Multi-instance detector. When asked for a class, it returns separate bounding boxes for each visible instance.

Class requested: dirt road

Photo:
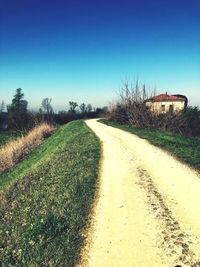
[81,119,200,267]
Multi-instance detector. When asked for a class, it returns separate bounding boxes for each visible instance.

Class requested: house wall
[146,100,185,114]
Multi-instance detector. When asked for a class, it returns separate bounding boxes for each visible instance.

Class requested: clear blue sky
[0,0,200,111]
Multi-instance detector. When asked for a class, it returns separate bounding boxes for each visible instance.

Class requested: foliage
[79,103,87,114]
[86,104,92,113]
[180,106,200,136]
[0,132,21,147]
[99,119,200,170]
[0,120,101,266]
[68,101,78,113]
[107,81,200,137]
[7,88,28,131]
[3,88,107,130]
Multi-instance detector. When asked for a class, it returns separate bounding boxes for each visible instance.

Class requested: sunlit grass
[0,120,100,267]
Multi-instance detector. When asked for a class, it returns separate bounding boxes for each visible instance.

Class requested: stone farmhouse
[145,93,188,114]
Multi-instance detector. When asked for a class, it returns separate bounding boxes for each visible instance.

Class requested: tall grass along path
[0,123,55,175]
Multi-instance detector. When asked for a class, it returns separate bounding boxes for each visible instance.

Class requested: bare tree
[41,98,54,122]
[69,101,78,113]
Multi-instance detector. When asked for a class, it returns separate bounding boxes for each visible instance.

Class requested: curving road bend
[80,119,200,267]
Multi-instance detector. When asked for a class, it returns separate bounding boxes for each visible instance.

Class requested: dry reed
[0,123,55,174]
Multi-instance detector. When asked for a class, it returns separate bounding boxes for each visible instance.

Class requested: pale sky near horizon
[0,0,200,111]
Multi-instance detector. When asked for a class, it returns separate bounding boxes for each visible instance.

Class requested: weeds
[0,123,55,174]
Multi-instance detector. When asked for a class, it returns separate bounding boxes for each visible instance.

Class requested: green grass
[0,120,101,267]
[99,119,200,170]
[0,132,21,147]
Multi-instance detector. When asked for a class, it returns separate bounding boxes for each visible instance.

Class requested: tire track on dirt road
[136,168,200,267]
[78,119,200,267]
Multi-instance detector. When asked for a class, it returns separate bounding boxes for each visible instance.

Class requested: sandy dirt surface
[79,119,200,267]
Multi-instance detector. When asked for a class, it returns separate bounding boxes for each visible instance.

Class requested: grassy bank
[0,120,101,267]
[99,119,200,170]
[0,123,55,175]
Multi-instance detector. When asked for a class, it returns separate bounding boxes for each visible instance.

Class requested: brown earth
[78,119,200,267]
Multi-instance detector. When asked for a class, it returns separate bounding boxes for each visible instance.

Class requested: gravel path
[80,119,200,267]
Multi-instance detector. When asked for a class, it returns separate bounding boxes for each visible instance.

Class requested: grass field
[99,119,200,170]
[0,120,101,267]
[0,132,21,147]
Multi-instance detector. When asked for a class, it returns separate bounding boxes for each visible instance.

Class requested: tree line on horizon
[0,88,107,131]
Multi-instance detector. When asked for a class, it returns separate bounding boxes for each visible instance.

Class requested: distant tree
[7,88,28,130]
[41,98,53,114]
[39,108,43,114]
[86,104,92,113]
[102,106,108,113]
[68,101,78,113]
[41,98,54,122]
[79,103,87,114]
[0,101,6,113]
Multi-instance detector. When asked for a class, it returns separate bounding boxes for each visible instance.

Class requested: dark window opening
[161,105,165,112]
[169,104,174,113]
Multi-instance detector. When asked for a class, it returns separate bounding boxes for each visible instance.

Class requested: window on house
[169,104,174,113]
[161,105,165,112]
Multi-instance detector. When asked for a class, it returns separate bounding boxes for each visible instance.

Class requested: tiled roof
[147,93,185,102]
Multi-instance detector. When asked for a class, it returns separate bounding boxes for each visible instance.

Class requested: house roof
[146,93,185,102]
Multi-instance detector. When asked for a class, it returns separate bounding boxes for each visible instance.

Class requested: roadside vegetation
[107,80,200,137]
[99,119,200,170]
[0,123,55,175]
[0,120,100,266]
[102,80,200,170]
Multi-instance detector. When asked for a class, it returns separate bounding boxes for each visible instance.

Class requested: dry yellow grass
[0,123,55,174]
